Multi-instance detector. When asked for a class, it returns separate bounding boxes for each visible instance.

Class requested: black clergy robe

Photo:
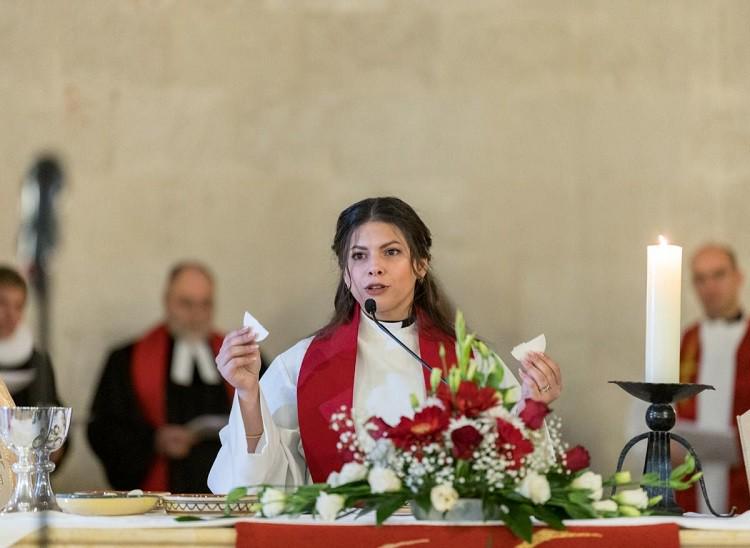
[87,334,266,493]
[0,349,62,407]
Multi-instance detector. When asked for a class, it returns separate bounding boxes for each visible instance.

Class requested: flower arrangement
[229,313,701,541]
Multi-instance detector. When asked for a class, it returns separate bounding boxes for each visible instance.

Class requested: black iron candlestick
[609,381,735,517]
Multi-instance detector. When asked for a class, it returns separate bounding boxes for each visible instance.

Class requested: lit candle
[645,236,682,383]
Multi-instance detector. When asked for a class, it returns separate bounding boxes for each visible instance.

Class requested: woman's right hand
[216,327,262,398]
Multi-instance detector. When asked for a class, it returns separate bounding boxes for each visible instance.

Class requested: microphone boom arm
[364,299,448,385]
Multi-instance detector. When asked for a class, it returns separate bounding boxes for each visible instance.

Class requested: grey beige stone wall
[0,0,748,491]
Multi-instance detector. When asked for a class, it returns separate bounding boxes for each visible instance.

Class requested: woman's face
[0,285,25,340]
[344,221,427,322]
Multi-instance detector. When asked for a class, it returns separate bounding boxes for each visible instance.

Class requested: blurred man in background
[88,262,264,493]
[677,244,750,513]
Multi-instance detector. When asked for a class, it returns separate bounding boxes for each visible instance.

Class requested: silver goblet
[33,407,72,511]
[0,406,72,513]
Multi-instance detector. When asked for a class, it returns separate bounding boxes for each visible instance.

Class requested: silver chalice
[0,406,72,512]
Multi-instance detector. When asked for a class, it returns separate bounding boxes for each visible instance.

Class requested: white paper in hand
[243,311,269,342]
[511,334,546,362]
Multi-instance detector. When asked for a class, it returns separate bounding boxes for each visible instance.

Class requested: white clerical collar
[170,338,221,387]
[703,312,747,329]
[0,324,34,368]
[361,311,416,332]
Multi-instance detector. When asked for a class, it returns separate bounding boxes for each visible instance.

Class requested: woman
[0,266,63,408]
[208,197,562,492]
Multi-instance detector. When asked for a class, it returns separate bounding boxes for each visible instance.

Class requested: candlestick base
[609,381,735,517]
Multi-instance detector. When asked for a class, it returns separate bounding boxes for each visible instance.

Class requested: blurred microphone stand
[17,153,64,548]
[18,155,63,362]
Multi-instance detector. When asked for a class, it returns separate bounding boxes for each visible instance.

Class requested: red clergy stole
[130,324,229,491]
[297,305,457,483]
[676,320,750,513]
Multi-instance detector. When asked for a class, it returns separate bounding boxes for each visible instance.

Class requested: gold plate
[57,492,160,516]
[162,493,257,515]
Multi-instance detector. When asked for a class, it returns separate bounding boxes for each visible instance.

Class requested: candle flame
[658,235,668,245]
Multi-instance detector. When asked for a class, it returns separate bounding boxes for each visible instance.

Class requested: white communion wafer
[243,311,270,342]
[510,334,546,362]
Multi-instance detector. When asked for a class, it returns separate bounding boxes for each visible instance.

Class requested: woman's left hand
[519,351,562,404]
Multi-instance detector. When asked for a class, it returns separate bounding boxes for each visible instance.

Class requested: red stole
[676,320,750,513]
[297,305,457,483]
[130,324,230,491]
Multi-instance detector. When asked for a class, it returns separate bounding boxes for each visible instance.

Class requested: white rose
[430,484,459,512]
[368,466,402,494]
[614,488,649,510]
[326,471,341,487]
[260,488,286,517]
[315,491,345,521]
[515,471,551,505]
[592,499,618,513]
[338,462,368,485]
[571,471,603,501]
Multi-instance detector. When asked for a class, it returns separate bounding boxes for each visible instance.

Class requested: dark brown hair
[0,265,28,296]
[318,197,454,337]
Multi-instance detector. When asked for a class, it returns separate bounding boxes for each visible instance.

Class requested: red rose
[386,406,449,450]
[453,381,499,418]
[496,418,534,469]
[564,445,591,472]
[451,424,483,460]
[519,399,551,430]
[365,416,390,441]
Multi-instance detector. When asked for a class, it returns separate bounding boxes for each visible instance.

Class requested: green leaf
[430,367,442,393]
[410,393,420,409]
[355,506,374,520]
[639,472,660,486]
[670,454,695,481]
[568,491,592,505]
[491,353,507,385]
[547,498,596,520]
[481,497,501,520]
[531,506,565,530]
[375,495,408,524]
[477,341,490,359]
[414,491,431,512]
[227,486,248,505]
[455,459,470,479]
[563,503,597,520]
[688,471,703,484]
[174,515,204,522]
[449,367,461,393]
[455,311,466,345]
[486,371,501,390]
[502,505,533,542]
[460,335,476,372]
